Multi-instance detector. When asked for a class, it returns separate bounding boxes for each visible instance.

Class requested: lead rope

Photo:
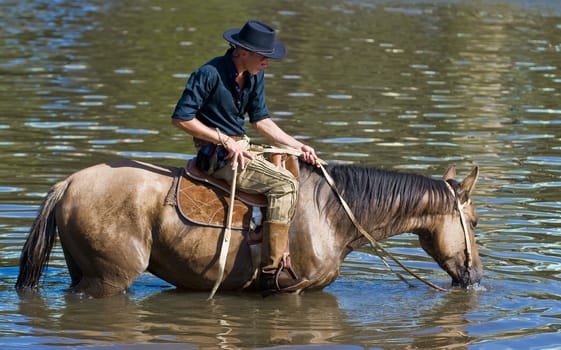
[208,165,238,300]
[318,164,452,292]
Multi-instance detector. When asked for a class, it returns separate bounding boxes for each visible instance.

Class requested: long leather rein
[247,145,473,292]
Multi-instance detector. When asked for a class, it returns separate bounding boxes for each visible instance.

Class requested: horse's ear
[458,166,479,202]
[443,165,456,181]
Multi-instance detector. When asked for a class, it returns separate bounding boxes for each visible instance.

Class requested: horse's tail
[15,180,69,293]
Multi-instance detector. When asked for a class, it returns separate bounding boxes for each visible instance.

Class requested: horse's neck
[300,165,447,249]
[289,167,442,287]
[341,215,420,252]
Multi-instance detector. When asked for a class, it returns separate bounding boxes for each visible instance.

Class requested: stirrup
[263,260,308,293]
[273,260,297,288]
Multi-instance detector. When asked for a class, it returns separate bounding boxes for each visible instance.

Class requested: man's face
[244,50,269,75]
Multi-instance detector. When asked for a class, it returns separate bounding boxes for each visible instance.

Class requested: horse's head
[417,166,482,288]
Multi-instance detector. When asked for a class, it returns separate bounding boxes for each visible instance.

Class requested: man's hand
[300,144,319,166]
[223,138,254,170]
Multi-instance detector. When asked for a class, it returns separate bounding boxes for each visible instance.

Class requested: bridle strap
[444,181,473,273]
[319,164,452,292]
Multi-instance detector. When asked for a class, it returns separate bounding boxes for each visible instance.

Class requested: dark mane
[315,164,456,236]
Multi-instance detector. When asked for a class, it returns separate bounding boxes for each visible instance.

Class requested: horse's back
[72,158,176,186]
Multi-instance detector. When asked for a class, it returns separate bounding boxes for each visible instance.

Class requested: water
[1,0,561,348]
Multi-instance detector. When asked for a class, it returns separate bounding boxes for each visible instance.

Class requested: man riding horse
[171,20,319,293]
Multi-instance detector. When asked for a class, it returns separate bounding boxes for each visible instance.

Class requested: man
[171,20,319,293]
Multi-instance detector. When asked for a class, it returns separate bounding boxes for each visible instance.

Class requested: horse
[15,158,482,298]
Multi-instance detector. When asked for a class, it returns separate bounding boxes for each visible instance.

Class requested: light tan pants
[211,138,298,224]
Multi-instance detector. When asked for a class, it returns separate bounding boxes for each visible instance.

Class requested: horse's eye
[471,220,478,228]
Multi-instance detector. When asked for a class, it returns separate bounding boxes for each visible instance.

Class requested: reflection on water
[1,0,561,349]
[9,276,483,349]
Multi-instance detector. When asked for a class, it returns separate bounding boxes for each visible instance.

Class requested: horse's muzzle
[444,258,482,288]
[451,265,482,288]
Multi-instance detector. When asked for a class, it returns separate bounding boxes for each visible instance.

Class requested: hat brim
[223,28,286,59]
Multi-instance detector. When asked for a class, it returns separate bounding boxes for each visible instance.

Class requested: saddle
[174,154,299,233]
[176,160,265,231]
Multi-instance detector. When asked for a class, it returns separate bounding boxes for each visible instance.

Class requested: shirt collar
[225,50,253,91]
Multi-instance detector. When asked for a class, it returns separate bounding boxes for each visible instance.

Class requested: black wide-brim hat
[223,20,286,59]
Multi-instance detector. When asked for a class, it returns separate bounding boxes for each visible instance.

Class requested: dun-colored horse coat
[16,158,482,297]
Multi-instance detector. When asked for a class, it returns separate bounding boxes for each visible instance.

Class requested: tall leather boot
[258,221,308,293]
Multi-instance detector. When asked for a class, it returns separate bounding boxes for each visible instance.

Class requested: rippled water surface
[1,0,561,349]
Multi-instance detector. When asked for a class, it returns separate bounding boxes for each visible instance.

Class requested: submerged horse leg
[57,217,152,297]
[60,243,82,289]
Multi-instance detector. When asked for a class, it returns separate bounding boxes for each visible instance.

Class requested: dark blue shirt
[171,50,270,136]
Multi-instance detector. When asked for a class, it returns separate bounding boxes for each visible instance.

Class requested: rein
[444,180,473,273]
[223,144,473,292]
[319,164,472,292]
